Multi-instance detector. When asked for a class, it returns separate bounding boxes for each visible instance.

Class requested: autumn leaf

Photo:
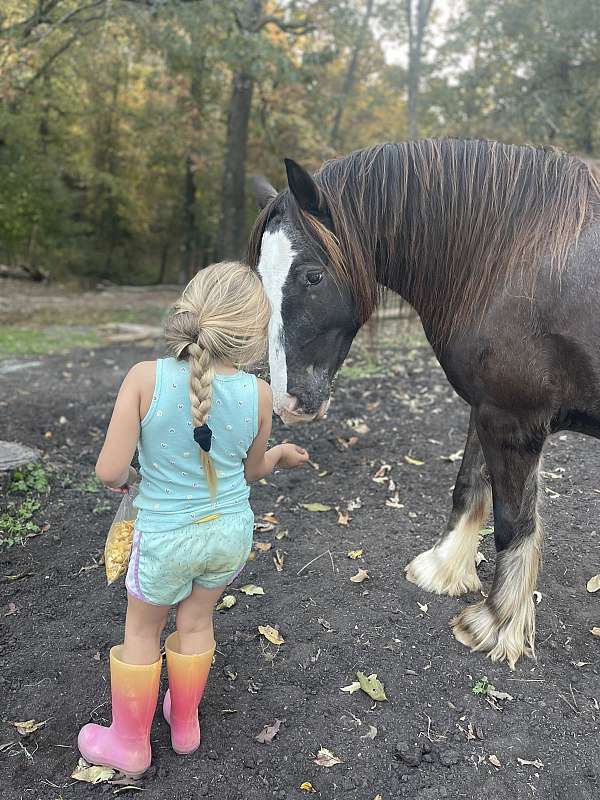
[314,747,343,767]
[517,757,544,768]
[441,449,463,463]
[417,602,428,614]
[591,627,600,637]
[300,782,316,792]
[255,718,284,744]
[350,568,369,583]
[372,464,391,483]
[347,549,363,559]
[275,528,288,540]
[302,503,332,512]
[71,758,115,784]
[356,671,387,701]
[216,594,236,611]
[488,754,501,768]
[240,584,265,596]
[262,513,279,524]
[337,509,351,526]
[586,575,600,593]
[273,549,285,572]
[340,681,361,694]
[258,625,285,645]
[254,541,272,552]
[404,454,424,466]
[8,719,47,737]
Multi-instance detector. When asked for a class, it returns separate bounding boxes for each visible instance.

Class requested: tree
[404,0,434,139]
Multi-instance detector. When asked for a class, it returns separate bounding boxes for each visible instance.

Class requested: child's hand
[108,466,138,494]
[277,443,310,469]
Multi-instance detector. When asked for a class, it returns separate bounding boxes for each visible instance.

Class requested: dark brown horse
[248,139,600,669]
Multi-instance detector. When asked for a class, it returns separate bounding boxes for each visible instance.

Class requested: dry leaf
[350,568,369,583]
[254,541,272,552]
[258,625,285,646]
[488,754,501,768]
[240,584,265,596]
[262,513,279,524]
[275,529,288,540]
[302,503,332,512]
[273,549,285,572]
[357,671,387,701]
[404,454,424,466]
[314,747,343,767]
[361,725,378,740]
[347,497,362,511]
[386,494,404,509]
[254,520,275,532]
[337,509,351,526]
[372,464,391,483]
[340,681,361,694]
[8,719,48,737]
[586,575,600,593]
[255,718,284,744]
[517,757,544,768]
[591,627,600,637]
[441,449,464,463]
[299,782,316,792]
[71,758,115,784]
[337,436,358,449]
[216,594,237,611]
[347,549,363,559]
[417,602,428,614]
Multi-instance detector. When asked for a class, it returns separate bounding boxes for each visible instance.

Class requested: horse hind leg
[452,414,543,669]
[405,411,491,596]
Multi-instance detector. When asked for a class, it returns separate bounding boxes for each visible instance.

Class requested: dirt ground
[1,316,599,800]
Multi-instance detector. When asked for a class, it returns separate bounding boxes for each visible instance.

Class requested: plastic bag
[104,487,137,585]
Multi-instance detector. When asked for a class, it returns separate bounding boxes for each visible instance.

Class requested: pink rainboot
[78,646,162,777]
[162,632,214,754]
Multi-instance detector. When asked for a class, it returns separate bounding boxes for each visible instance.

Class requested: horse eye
[306,270,323,286]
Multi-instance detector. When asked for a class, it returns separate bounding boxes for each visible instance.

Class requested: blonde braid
[187,340,218,498]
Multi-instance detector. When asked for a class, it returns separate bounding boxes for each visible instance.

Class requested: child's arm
[244,379,309,482]
[95,364,146,490]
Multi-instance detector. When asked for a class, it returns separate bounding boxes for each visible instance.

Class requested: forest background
[1,0,599,286]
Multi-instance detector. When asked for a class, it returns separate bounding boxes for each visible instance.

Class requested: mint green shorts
[125,507,254,606]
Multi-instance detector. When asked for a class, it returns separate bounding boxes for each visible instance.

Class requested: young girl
[78,262,309,777]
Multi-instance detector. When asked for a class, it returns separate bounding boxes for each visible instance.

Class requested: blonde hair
[165,261,271,497]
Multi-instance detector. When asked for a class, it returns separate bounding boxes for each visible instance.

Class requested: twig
[297,550,332,576]
[558,693,580,715]
[328,549,335,574]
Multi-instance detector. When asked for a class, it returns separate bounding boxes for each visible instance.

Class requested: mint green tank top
[134,358,258,533]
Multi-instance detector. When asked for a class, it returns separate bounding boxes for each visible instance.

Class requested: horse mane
[248,139,600,342]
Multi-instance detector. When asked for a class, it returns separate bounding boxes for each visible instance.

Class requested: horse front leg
[405,409,491,596]
[452,410,544,669]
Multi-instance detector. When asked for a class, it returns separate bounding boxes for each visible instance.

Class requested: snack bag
[104,487,137,585]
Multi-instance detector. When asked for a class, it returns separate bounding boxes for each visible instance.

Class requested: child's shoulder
[256,378,273,403]
[124,360,157,393]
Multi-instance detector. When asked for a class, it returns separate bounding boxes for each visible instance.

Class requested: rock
[439,748,460,767]
[396,741,423,767]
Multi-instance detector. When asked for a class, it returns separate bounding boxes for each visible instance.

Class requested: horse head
[249,160,359,426]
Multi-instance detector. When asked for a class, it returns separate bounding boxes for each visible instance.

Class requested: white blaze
[256,229,296,415]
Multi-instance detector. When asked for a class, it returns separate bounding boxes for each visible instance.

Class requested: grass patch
[0,326,99,358]
[0,499,41,548]
[9,462,49,494]
[77,474,103,494]
[340,360,388,380]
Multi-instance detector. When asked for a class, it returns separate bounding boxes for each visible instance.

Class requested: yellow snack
[104,519,135,584]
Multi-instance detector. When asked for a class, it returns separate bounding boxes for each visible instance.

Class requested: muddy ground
[1,322,599,800]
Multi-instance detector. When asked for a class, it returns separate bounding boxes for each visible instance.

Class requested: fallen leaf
[586,575,600,593]
[262,513,279,524]
[545,486,560,498]
[385,494,404,509]
[258,625,285,646]
[347,497,362,511]
[533,590,543,604]
[591,627,600,637]
[336,436,358,449]
[71,758,115,784]
[441,449,464,463]
[340,681,361,694]
[112,786,144,796]
[299,782,316,792]
[372,464,391,483]
[517,757,544,769]
[273,549,285,572]
[216,594,237,611]
[488,754,502,768]
[314,747,343,767]
[318,617,333,632]
[254,541,272,552]
[337,509,351,526]
[417,602,428,614]
[301,503,332,512]
[404,454,424,466]
[93,651,101,661]
[8,719,48,737]
[356,671,387,701]
[487,688,513,702]
[275,529,288,540]
[361,725,378,740]
[254,520,275,532]
[350,568,369,583]
[240,584,265,596]
[255,718,284,744]
[347,549,363,559]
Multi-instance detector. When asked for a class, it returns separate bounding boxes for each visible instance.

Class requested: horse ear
[250,175,278,209]
[284,158,326,218]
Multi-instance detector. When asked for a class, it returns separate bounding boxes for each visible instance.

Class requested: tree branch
[252,15,314,34]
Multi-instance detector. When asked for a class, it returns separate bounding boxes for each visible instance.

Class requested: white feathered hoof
[405,544,482,597]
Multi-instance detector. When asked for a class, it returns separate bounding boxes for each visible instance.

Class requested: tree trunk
[180,153,196,285]
[329,0,375,151]
[405,0,434,139]
[217,0,263,261]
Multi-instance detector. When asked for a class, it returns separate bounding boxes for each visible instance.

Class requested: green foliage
[472,676,493,695]
[0,498,41,548]
[78,474,103,494]
[9,462,48,494]
[0,327,99,358]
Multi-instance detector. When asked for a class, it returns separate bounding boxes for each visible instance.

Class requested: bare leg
[122,594,170,665]
[452,408,544,669]
[175,584,227,655]
[405,410,491,595]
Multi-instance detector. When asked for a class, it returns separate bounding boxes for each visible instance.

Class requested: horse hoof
[405,545,482,597]
[451,601,534,670]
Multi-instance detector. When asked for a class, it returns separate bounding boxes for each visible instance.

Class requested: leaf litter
[314,747,343,767]
[255,718,284,744]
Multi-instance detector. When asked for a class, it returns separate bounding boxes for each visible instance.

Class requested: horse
[247,139,600,669]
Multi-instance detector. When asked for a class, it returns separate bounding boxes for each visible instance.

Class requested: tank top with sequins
[133,357,258,533]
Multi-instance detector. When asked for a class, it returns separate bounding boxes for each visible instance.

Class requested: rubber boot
[162,632,215,754]
[78,646,162,777]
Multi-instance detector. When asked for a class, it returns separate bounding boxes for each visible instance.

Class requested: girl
[78,262,309,776]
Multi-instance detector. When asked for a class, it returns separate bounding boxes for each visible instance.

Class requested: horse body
[248,139,600,668]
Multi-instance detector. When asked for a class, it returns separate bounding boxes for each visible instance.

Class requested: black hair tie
[193,424,213,452]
